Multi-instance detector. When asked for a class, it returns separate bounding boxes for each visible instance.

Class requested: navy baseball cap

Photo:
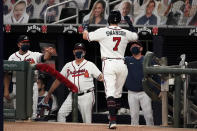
[130,41,142,47]
[17,35,30,43]
[74,43,86,50]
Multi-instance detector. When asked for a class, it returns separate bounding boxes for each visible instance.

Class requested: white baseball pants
[128,90,154,125]
[58,91,95,123]
[32,82,38,119]
[102,59,128,98]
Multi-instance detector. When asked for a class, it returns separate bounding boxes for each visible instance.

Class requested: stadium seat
[59,8,90,24]
[59,8,77,24]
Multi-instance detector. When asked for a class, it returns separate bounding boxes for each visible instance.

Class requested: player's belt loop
[78,87,94,96]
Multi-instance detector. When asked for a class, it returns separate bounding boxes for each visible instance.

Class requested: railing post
[26,64,35,118]
[72,92,78,122]
[174,75,182,128]
[160,58,168,126]
[161,78,169,126]
[15,61,28,120]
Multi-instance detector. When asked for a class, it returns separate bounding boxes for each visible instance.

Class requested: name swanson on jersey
[106,30,126,36]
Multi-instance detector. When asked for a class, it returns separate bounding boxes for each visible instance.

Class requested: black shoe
[109,121,117,129]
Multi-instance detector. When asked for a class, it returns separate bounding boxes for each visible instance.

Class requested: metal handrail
[109,0,122,6]
[143,51,197,75]
[44,0,79,24]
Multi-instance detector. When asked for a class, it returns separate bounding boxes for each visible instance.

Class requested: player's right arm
[4,55,15,100]
[83,28,105,42]
[44,64,68,103]
[44,79,61,103]
[4,72,11,100]
[83,30,89,40]
[127,30,138,42]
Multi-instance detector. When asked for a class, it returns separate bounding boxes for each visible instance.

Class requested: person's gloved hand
[82,23,89,31]
[124,16,133,26]
[124,16,136,32]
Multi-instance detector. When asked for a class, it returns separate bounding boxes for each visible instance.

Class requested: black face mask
[75,51,84,59]
[21,44,30,52]
[131,46,140,55]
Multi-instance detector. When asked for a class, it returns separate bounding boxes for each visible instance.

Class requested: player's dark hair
[108,10,121,25]
[38,73,47,86]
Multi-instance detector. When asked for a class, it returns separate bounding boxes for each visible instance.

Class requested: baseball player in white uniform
[4,35,56,119]
[83,10,138,129]
[45,43,103,123]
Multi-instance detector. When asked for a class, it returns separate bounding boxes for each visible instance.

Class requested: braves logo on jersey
[24,58,36,64]
[67,69,89,78]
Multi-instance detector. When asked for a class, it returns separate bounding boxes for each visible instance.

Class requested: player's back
[89,26,138,59]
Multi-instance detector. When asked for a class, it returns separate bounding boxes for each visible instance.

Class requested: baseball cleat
[109,121,117,129]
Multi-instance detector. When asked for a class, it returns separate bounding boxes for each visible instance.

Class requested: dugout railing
[143,51,197,128]
[3,61,79,122]
[3,61,34,120]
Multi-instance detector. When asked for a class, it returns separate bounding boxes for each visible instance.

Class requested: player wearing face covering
[45,43,103,123]
[124,41,154,126]
[3,35,56,119]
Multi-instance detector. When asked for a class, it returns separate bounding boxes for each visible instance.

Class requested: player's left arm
[127,30,138,42]
[82,23,89,40]
[124,16,137,33]
[97,73,104,82]
[90,62,103,82]
[83,28,105,42]
[83,30,89,40]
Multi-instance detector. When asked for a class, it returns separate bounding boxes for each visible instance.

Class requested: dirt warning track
[4,122,196,131]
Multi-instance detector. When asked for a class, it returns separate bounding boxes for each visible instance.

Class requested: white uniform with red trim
[88,26,138,98]
[6,50,43,118]
[58,59,102,123]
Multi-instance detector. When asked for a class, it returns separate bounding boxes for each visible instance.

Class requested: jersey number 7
[113,37,121,51]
